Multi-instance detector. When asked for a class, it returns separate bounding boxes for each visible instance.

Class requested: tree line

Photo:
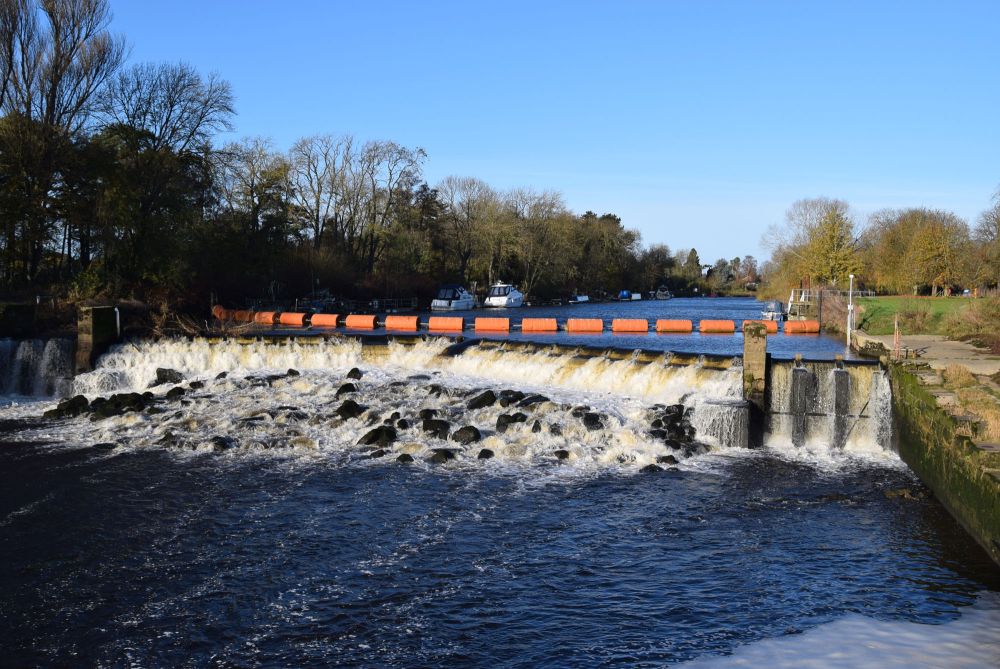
[0,0,761,311]
[762,194,1000,297]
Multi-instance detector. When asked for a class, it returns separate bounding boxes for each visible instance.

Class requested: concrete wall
[890,364,1000,566]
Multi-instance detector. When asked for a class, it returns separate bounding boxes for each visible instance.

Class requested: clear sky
[111,0,1000,262]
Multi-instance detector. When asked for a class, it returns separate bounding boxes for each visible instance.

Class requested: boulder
[467,390,497,410]
[215,371,228,380]
[452,426,482,445]
[428,383,448,397]
[336,383,358,397]
[517,394,549,408]
[210,435,238,451]
[347,367,363,380]
[369,449,386,459]
[496,412,528,433]
[498,389,526,407]
[287,368,301,376]
[657,454,679,465]
[426,448,456,464]
[422,419,451,439]
[357,426,397,448]
[165,387,186,399]
[336,399,366,420]
[554,449,570,460]
[43,394,89,419]
[396,418,411,430]
[582,412,604,431]
[396,453,414,463]
[189,380,205,390]
[152,367,184,386]
[477,448,494,460]
[418,408,438,419]
[531,420,542,433]
[548,423,563,436]
[640,464,664,473]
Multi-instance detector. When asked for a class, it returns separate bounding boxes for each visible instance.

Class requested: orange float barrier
[345,314,376,330]
[612,318,649,333]
[254,311,277,325]
[521,318,557,332]
[428,316,464,331]
[784,320,820,334]
[475,317,510,332]
[232,310,254,323]
[211,305,228,320]
[566,318,604,333]
[656,319,693,333]
[384,315,419,331]
[742,319,778,334]
[310,313,340,327]
[278,312,307,326]
[699,319,736,333]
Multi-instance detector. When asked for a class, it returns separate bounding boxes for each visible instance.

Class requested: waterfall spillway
[767,360,892,452]
[0,338,75,397]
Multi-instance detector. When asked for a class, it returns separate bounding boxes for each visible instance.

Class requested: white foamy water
[681,592,1000,668]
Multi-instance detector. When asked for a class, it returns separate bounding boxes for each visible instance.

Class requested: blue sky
[112,1,1000,262]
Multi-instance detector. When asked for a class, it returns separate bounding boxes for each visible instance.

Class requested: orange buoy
[254,311,277,325]
[475,317,510,332]
[656,319,693,333]
[428,316,464,331]
[345,314,376,330]
[521,318,557,332]
[566,318,604,333]
[211,305,228,320]
[278,312,307,326]
[384,315,419,331]
[612,318,649,333]
[742,319,778,334]
[784,320,820,334]
[232,310,254,322]
[310,313,339,327]
[699,319,736,333]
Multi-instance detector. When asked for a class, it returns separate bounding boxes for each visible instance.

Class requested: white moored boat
[431,285,476,311]
[483,282,524,308]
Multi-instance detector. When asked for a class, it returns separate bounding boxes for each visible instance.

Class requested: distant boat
[568,294,590,304]
[761,301,786,321]
[483,282,524,308]
[630,291,642,301]
[654,286,673,300]
[618,290,632,301]
[431,285,475,311]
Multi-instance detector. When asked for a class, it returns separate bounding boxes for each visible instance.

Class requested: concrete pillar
[76,306,119,373]
[790,366,815,447]
[831,368,851,449]
[743,322,769,448]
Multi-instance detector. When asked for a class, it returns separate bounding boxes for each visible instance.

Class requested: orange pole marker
[784,320,820,334]
[428,316,464,331]
[384,315,419,331]
[699,319,736,333]
[475,317,510,332]
[566,318,604,333]
[742,319,778,334]
[278,312,307,326]
[656,319,693,333]
[521,318,557,332]
[310,313,340,327]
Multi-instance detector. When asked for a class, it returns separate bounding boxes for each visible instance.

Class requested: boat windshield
[436,288,460,300]
[488,285,511,297]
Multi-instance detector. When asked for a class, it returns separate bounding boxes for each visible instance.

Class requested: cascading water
[0,338,75,398]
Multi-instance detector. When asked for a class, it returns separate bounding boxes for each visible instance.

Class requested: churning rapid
[33,336,894,469]
[2,334,999,668]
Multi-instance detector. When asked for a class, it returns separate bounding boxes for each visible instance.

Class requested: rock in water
[640,464,664,473]
[369,449,386,459]
[452,426,482,444]
[347,368,363,380]
[422,419,451,439]
[477,448,494,460]
[189,380,205,390]
[165,387,186,399]
[582,412,604,431]
[467,390,497,410]
[426,448,456,464]
[152,368,184,386]
[549,423,563,436]
[496,412,528,433]
[336,399,366,420]
[43,395,90,419]
[336,383,358,397]
[517,394,549,408]
[396,453,414,463]
[357,426,397,448]
[210,435,238,451]
[396,418,411,430]
[657,454,679,465]
[418,408,438,419]
[531,420,542,433]
[215,371,228,380]
[498,389,526,407]
[554,449,570,460]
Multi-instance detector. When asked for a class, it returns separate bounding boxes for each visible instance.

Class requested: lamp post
[847,274,855,347]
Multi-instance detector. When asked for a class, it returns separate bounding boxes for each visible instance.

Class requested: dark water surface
[333,297,854,360]
[1,438,997,667]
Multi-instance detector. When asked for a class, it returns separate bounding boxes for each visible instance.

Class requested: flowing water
[0,336,998,667]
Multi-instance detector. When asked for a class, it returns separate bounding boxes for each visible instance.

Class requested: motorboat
[431,285,476,311]
[483,282,524,308]
[761,301,786,321]
[617,290,631,301]
[630,292,642,301]
[654,286,673,300]
[568,294,590,304]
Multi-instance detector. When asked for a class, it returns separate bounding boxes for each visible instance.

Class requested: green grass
[857,296,972,335]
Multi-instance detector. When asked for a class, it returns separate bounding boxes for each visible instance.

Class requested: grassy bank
[858,296,971,335]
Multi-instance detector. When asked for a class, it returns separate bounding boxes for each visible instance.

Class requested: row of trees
[0,0,761,309]
[763,195,1000,296]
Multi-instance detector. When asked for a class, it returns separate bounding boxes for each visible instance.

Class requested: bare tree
[98,62,234,152]
[289,134,350,248]
[438,175,494,281]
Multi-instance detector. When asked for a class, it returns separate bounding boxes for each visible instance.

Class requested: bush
[944,297,1000,353]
